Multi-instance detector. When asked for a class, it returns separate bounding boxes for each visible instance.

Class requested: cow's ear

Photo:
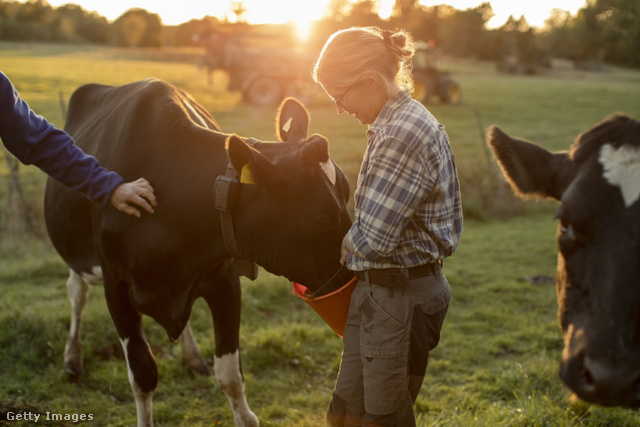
[301,134,337,186]
[487,126,575,201]
[226,134,254,171]
[276,97,310,142]
[226,134,277,186]
[301,134,330,164]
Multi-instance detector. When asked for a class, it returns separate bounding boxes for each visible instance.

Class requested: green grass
[2,42,640,425]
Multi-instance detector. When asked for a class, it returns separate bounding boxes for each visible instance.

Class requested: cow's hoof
[64,362,83,383]
[183,357,212,377]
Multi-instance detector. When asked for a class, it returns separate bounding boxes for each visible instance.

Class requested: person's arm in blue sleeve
[0,71,156,217]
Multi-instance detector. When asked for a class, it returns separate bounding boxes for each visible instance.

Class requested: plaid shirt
[345,90,463,271]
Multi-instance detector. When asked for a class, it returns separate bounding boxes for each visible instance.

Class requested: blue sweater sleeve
[0,71,123,205]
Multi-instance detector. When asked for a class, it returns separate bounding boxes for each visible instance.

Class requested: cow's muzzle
[560,324,640,408]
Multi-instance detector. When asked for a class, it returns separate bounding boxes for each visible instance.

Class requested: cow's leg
[63,266,205,381]
[63,269,89,380]
[203,272,258,427]
[180,321,212,376]
[105,280,157,427]
[63,267,104,380]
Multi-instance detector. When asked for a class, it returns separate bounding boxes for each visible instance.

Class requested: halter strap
[214,143,259,280]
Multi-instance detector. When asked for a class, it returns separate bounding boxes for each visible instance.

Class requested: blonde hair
[312,27,415,97]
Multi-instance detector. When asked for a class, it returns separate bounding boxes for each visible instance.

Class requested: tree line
[1,0,638,69]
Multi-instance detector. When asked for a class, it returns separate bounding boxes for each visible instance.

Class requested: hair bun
[382,29,394,46]
[382,29,411,54]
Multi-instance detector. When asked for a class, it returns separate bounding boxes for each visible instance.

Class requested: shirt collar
[368,90,413,136]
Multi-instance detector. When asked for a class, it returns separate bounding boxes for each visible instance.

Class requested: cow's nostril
[580,360,598,394]
[581,364,596,393]
[579,355,640,406]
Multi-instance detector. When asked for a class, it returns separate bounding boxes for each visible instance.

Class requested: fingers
[340,248,348,265]
[128,193,155,215]
[110,178,157,218]
[116,200,142,218]
[340,236,353,265]
[132,178,157,207]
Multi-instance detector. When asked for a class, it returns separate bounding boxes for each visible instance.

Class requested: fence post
[1,148,39,240]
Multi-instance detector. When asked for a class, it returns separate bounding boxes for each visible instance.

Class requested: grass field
[1,41,640,426]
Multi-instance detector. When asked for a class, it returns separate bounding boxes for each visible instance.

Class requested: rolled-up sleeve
[347,136,429,264]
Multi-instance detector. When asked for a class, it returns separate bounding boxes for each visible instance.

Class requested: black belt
[355,261,442,289]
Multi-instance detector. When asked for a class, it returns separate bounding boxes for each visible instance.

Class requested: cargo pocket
[359,291,410,415]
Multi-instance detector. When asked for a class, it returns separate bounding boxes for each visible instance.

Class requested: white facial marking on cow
[320,160,337,186]
[214,351,259,426]
[120,338,154,426]
[282,117,293,132]
[184,102,208,129]
[599,144,640,208]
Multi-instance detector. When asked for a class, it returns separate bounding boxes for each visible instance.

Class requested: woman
[313,27,463,426]
[1,70,155,217]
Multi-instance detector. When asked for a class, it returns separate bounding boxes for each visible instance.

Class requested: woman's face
[323,79,388,125]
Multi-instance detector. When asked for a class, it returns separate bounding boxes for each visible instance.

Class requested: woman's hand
[340,235,355,265]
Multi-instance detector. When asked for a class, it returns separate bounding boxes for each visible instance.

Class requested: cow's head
[487,114,640,407]
[223,98,353,294]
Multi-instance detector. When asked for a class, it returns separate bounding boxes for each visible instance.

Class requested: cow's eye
[557,220,585,257]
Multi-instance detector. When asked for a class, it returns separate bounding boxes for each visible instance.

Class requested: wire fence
[0,151,49,244]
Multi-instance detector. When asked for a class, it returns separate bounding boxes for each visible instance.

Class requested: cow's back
[45,79,227,276]
[65,79,221,169]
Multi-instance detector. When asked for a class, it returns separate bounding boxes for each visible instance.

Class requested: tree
[540,9,576,60]
[2,0,54,40]
[390,1,441,43]
[230,2,247,23]
[112,8,163,47]
[52,4,110,43]
[343,0,384,28]
[438,4,492,57]
[595,0,640,66]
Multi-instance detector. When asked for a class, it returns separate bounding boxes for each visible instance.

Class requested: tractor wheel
[245,77,282,106]
[412,74,431,104]
[439,80,462,105]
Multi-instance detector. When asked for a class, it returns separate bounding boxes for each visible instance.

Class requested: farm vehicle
[224,45,316,106]
[201,28,317,106]
[411,41,462,105]
[202,30,460,107]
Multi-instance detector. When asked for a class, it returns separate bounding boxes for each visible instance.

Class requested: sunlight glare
[241,0,325,41]
[40,0,587,30]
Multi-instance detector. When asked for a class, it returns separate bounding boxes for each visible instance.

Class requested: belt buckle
[387,270,408,288]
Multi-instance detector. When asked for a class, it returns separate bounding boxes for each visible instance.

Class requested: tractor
[411,41,461,105]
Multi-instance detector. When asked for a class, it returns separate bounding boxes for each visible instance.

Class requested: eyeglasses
[329,83,356,110]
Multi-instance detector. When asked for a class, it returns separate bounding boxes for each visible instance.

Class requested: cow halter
[214,139,259,280]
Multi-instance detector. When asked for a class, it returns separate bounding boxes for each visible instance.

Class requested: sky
[40,0,588,31]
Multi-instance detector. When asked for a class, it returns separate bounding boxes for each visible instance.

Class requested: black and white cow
[487,114,640,408]
[44,78,354,426]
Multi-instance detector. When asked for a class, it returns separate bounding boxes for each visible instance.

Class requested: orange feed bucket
[292,277,358,337]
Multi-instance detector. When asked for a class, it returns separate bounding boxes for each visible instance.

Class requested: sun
[291,17,314,41]
[240,0,326,41]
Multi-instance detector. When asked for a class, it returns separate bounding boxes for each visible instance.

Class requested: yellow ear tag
[240,164,255,184]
